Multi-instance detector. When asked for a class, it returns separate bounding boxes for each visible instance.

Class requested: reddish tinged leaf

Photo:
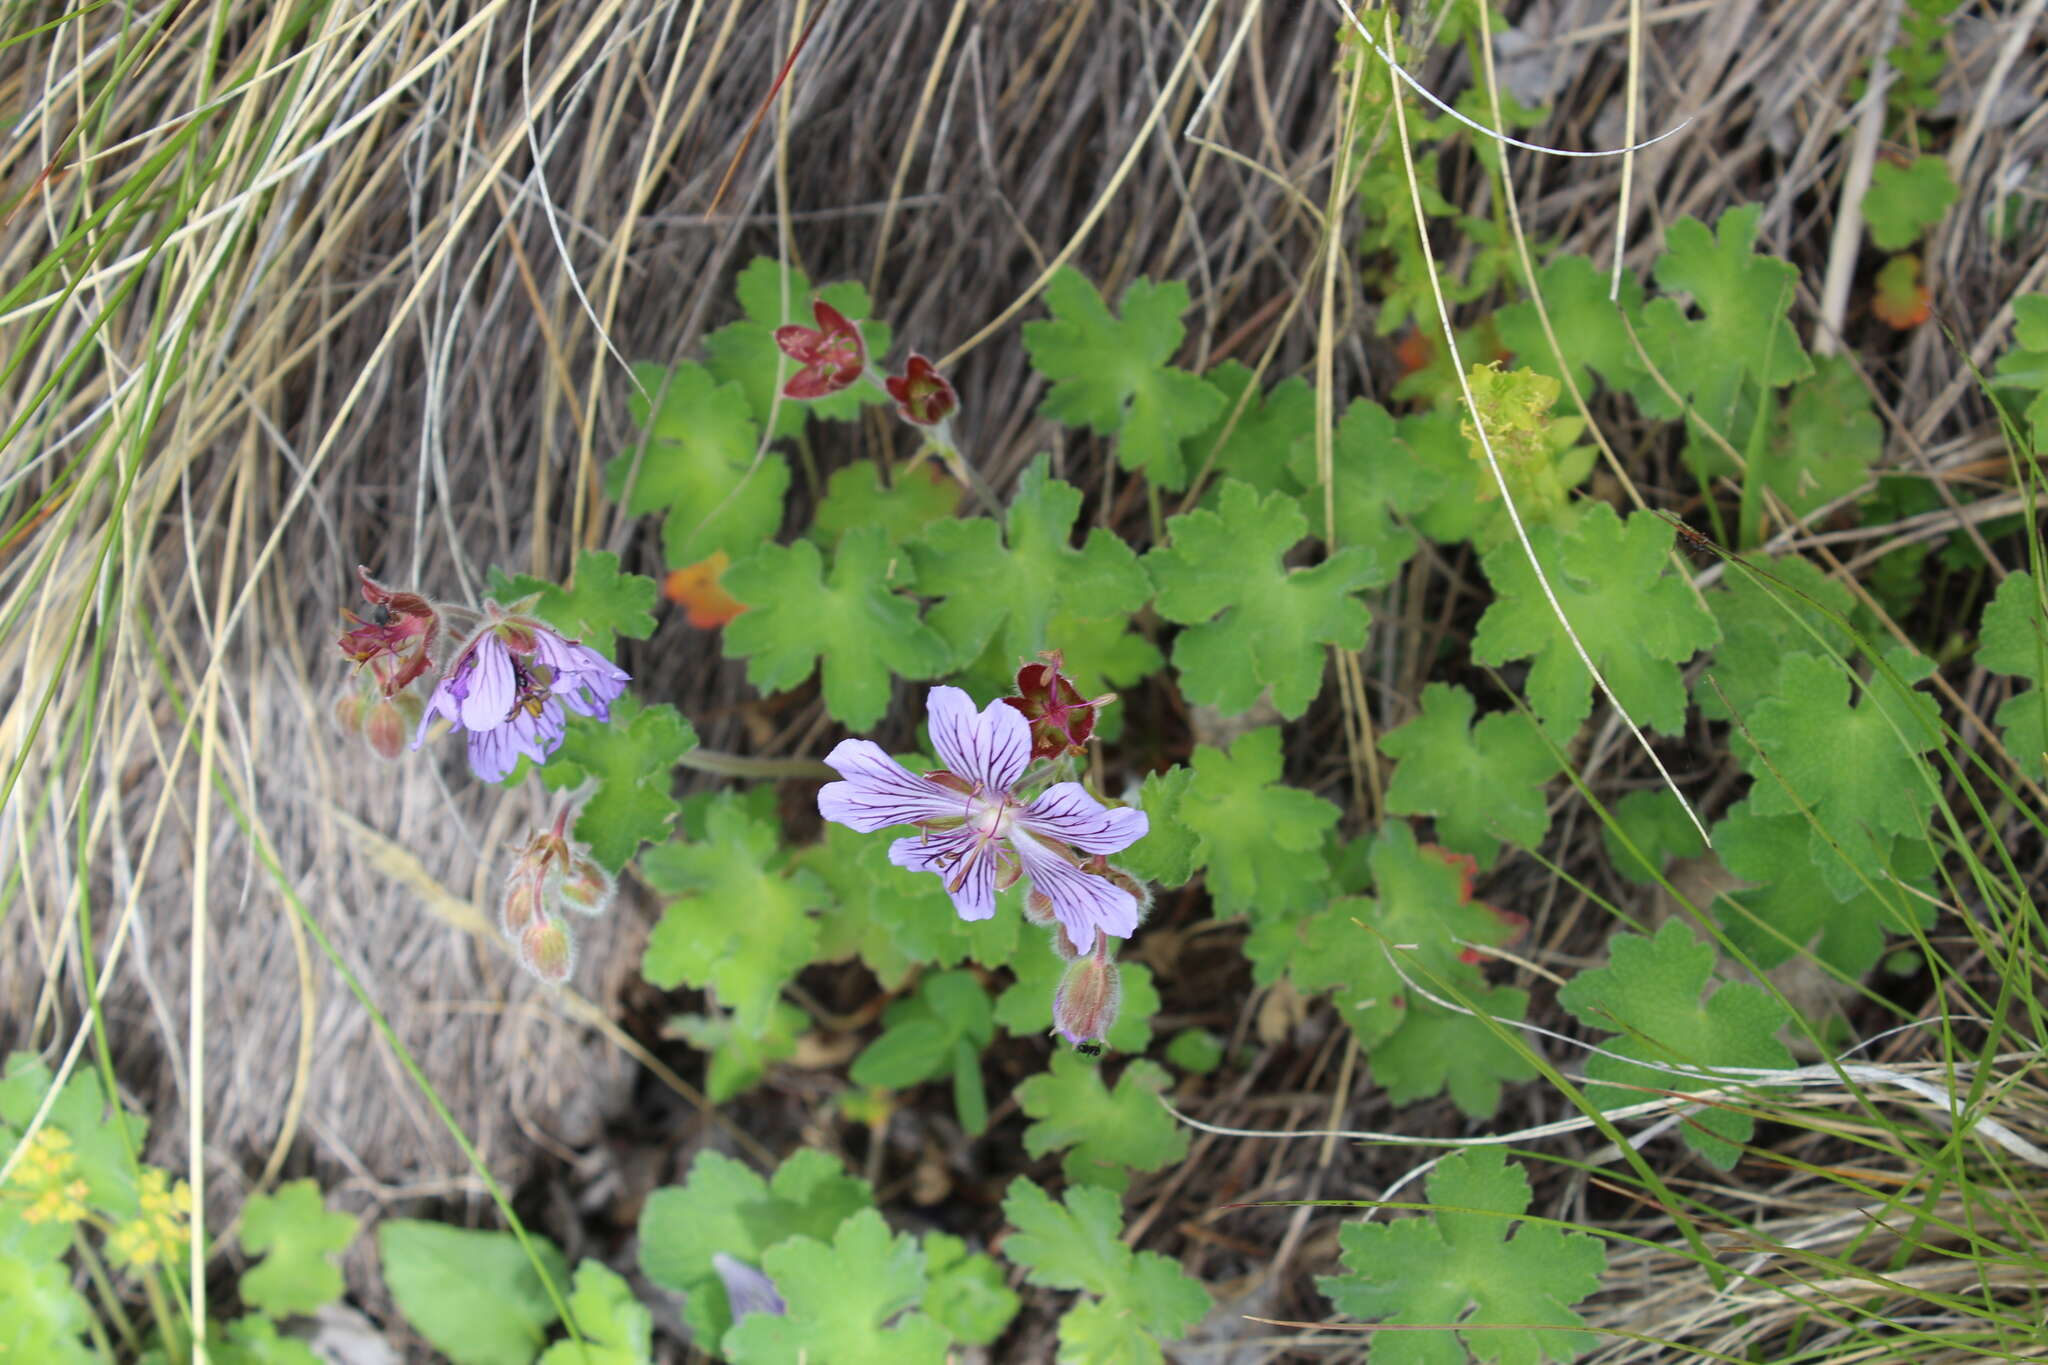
[1394,327,1433,376]
[664,550,748,629]
[885,353,958,426]
[1874,253,1932,329]
[774,299,865,398]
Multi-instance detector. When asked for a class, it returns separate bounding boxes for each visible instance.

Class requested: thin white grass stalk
[1326,0,1692,161]
[867,0,969,294]
[939,0,1224,370]
[1608,0,1642,301]
[1354,5,1711,847]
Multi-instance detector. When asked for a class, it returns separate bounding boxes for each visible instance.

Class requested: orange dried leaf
[664,550,748,629]
[1873,254,1931,330]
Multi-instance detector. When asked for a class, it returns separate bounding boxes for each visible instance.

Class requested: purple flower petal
[925,686,1029,793]
[412,677,460,749]
[889,828,997,920]
[712,1253,785,1320]
[534,631,631,717]
[1009,830,1137,953]
[818,739,967,831]
[458,634,516,731]
[1018,783,1148,855]
[466,724,516,782]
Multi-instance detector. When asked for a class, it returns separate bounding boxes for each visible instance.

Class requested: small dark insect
[367,602,395,627]
[1074,1042,1103,1058]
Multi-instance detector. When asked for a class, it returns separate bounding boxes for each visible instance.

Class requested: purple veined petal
[466,725,516,782]
[925,686,1030,793]
[458,634,516,731]
[712,1253,785,1320]
[506,697,567,767]
[1018,783,1149,855]
[818,739,968,832]
[412,678,461,749]
[889,828,998,921]
[1008,829,1138,954]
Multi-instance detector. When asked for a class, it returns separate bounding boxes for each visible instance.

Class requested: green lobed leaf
[1114,766,1201,888]
[1016,1052,1189,1192]
[999,1178,1212,1365]
[238,1178,359,1317]
[642,793,827,1030]
[1379,683,1558,868]
[1601,788,1707,886]
[809,460,961,552]
[910,455,1152,674]
[1284,396,1431,584]
[704,258,895,439]
[1316,1146,1606,1365]
[637,1149,872,1346]
[1988,295,2048,453]
[488,549,658,656]
[921,1232,1020,1347]
[1978,569,2048,777]
[1371,988,1536,1119]
[1146,480,1375,718]
[1176,727,1340,917]
[1633,204,1812,427]
[376,1221,569,1365]
[1693,554,1856,730]
[1180,362,1314,496]
[849,970,996,1133]
[1558,920,1794,1169]
[217,1315,323,1365]
[538,696,697,873]
[1752,354,1883,518]
[0,1243,98,1364]
[1493,252,1648,403]
[722,1209,950,1365]
[1741,649,1941,896]
[1473,502,1719,737]
[537,1262,654,1365]
[1712,799,1935,980]
[1863,154,1959,251]
[610,360,788,567]
[1022,268,1225,488]
[722,526,952,730]
[669,1001,808,1104]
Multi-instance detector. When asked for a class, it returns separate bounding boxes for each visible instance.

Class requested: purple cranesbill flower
[414,606,630,782]
[817,686,1147,953]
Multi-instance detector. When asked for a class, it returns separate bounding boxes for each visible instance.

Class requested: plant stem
[677,747,834,780]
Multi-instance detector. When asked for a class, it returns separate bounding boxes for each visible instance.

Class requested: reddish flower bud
[519,913,575,985]
[334,691,368,736]
[558,857,613,917]
[1001,651,1114,761]
[338,567,439,696]
[1052,949,1120,1047]
[884,353,958,427]
[774,300,865,399]
[502,872,544,939]
[363,698,408,760]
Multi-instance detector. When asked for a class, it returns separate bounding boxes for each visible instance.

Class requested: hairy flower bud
[501,872,543,939]
[1052,950,1120,1047]
[557,856,613,917]
[333,691,367,736]
[519,913,575,985]
[362,698,408,760]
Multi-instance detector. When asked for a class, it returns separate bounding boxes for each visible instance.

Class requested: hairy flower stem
[677,748,835,780]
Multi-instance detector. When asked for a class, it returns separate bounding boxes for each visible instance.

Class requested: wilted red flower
[884,353,958,427]
[1002,651,1114,761]
[338,567,439,696]
[774,299,865,398]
